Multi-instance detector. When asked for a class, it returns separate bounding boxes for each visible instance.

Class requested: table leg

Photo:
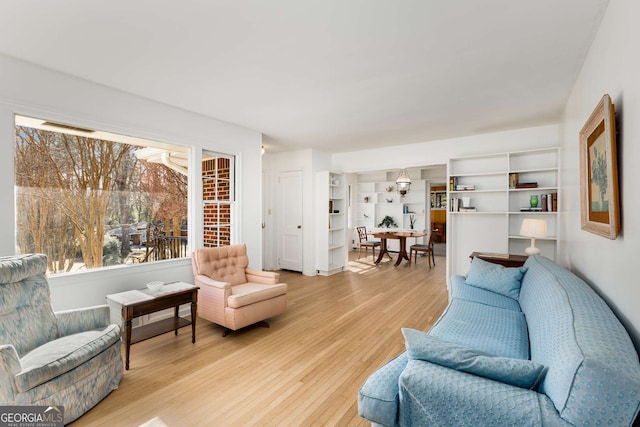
[374,238,387,264]
[123,308,132,371]
[191,294,197,344]
[394,237,408,266]
[174,306,179,335]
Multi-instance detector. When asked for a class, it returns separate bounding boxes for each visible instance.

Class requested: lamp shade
[520,218,547,255]
[520,219,548,238]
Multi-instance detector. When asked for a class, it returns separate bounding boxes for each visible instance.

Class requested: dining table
[371,230,426,266]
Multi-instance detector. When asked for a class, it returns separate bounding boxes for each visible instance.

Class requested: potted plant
[378,215,397,228]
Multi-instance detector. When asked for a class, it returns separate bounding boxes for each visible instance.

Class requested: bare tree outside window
[14,117,190,275]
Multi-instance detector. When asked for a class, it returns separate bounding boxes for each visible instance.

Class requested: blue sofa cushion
[429,299,530,359]
[402,328,545,389]
[450,275,521,312]
[15,324,121,393]
[465,257,527,300]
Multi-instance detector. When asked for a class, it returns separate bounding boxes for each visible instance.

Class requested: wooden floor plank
[72,251,449,426]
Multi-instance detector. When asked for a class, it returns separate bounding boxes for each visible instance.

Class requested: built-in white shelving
[316,171,347,276]
[447,148,559,278]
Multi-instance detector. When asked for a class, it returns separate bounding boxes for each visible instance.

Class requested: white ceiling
[0,0,608,153]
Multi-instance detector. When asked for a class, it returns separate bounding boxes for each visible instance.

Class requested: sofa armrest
[194,274,232,289]
[245,268,279,285]
[0,345,21,403]
[55,305,111,337]
[398,360,560,426]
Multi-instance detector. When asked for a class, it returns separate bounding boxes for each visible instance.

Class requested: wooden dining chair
[409,232,435,268]
[356,226,380,260]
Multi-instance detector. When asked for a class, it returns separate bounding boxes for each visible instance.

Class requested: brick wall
[203,157,232,247]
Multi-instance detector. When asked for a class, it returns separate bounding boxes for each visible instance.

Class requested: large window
[14,115,194,275]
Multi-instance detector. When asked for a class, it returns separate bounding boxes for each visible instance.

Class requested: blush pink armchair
[191,244,287,336]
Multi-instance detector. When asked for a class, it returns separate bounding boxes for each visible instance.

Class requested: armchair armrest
[194,274,232,289]
[246,268,280,285]
[55,305,111,337]
[0,344,21,403]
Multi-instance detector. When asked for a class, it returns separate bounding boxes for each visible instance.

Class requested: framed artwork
[579,94,620,239]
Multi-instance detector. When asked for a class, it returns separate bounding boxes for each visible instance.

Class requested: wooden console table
[469,252,528,268]
[107,282,199,370]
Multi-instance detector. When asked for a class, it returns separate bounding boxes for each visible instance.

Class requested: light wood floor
[73,251,449,427]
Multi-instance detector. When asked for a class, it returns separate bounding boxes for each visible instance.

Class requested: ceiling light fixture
[396,168,411,197]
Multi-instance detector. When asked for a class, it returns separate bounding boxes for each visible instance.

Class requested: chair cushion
[362,241,380,246]
[0,254,58,356]
[15,325,121,393]
[465,257,527,300]
[410,244,430,250]
[193,244,249,285]
[402,328,546,389]
[228,283,288,308]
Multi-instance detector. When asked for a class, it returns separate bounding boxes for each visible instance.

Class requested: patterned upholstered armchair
[192,244,287,336]
[0,254,123,424]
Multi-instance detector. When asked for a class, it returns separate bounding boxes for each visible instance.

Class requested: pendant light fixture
[396,168,411,197]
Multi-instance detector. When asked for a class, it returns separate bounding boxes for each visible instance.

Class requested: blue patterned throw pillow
[402,328,545,389]
[465,257,527,300]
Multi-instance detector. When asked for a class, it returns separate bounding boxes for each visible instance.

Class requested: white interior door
[278,170,303,271]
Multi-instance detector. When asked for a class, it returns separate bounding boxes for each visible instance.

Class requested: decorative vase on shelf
[530,195,539,208]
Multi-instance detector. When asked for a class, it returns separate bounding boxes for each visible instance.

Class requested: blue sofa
[359,255,640,426]
[0,254,123,424]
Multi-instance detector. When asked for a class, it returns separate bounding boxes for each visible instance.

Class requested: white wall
[0,54,263,310]
[332,124,560,173]
[559,0,640,348]
[264,149,331,276]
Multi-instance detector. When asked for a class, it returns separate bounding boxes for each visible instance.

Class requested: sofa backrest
[192,244,249,286]
[0,254,57,357]
[519,255,640,426]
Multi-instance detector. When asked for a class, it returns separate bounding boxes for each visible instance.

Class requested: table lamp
[520,218,547,255]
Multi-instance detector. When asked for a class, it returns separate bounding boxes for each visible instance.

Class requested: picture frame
[579,94,620,239]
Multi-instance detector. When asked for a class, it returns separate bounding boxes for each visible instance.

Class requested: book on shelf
[449,177,457,191]
[459,207,477,212]
[520,207,543,212]
[515,182,538,189]
[532,192,558,212]
[450,197,459,212]
[478,252,510,259]
[456,184,475,191]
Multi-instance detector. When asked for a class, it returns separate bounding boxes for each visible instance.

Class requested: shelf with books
[447,148,559,279]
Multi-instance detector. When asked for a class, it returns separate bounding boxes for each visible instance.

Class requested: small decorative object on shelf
[456,184,475,191]
[385,185,393,192]
[530,195,539,208]
[409,214,416,229]
[378,215,397,228]
[364,196,369,203]
[509,173,519,188]
[386,198,393,203]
